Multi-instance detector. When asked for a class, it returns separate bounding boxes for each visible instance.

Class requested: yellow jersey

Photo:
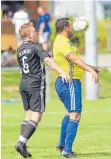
[53,34,84,79]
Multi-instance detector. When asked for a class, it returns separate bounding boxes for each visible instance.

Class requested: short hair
[19,22,34,39]
[37,6,45,10]
[55,18,69,33]
[17,5,25,11]
[8,46,14,52]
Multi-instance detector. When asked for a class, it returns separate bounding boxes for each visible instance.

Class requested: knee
[69,112,81,121]
[25,110,32,121]
[31,112,43,124]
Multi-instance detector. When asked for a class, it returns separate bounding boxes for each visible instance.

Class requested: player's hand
[90,70,99,83]
[38,31,43,37]
[61,72,71,83]
[92,66,101,74]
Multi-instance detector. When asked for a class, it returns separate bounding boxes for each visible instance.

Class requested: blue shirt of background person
[37,13,51,33]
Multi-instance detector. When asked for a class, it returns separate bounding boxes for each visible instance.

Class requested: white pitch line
[1,109,111,118]
[1,123,111,128]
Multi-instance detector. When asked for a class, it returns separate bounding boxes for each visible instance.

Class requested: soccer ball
[73,16,89,32]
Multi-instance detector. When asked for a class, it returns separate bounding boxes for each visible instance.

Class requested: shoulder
[53,36,63,52]
[32,42,42,47]
[13,12,19,18]
[44,13,50,18]
[60,39,74,53]
[33,42,43,50]
[53,36,60,45]
[44,13,50,20]
[59,38,71,49]
[23,12,29,17]
[18,11,28,18]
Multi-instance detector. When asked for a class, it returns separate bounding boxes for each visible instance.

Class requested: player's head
[8,46,14,54]
[55,18,73,38]
[17,5,26,11]
[37,6,45,15]
[19,22,38,42]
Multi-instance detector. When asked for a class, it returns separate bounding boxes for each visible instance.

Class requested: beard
[68,32,73,38]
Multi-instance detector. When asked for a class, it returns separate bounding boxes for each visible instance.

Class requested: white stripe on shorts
[69,81,75,111]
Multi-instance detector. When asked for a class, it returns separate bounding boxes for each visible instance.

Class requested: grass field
[1,70,111,159]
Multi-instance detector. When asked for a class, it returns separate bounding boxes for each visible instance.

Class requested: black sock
[20,121,28,135]
[23,120,37,139]
[19,120,38,143]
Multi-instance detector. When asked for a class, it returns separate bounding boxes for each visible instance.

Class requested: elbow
[71,59,77,64]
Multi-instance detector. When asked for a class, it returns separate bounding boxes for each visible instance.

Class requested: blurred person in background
[37,6,51,54]
[12,6,30,47]
[1,46,17,67]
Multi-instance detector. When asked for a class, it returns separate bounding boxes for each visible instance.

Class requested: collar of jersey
[23,40,33,44]
[57,34,69,41]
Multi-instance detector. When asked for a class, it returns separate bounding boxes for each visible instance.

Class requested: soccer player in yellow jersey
[53,18,99,158]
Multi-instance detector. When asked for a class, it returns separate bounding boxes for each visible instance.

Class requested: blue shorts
[55,77,82,112]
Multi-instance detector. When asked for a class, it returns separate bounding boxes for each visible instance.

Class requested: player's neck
[41,12,45,16]
[23,38,34,42]
[59,32,69,39]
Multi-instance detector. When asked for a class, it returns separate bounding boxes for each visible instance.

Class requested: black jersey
[17,41,49,91]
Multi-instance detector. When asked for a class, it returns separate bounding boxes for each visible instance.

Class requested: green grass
[1,70,111,159]
[99,49,111,54]
[2,98,111,159]
[1,69,111,99]
[1,71,20,99]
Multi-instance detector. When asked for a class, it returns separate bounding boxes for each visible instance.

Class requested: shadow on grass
[38,152,111,158]
[100,96,111,99]
[79,152,111,157]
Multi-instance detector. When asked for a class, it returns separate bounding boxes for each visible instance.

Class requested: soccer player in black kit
[15,22,71,158]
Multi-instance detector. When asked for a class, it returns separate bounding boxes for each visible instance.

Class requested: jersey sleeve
[40,14,50,23]
[61,41,74,57]
[35,44,49,60]
[40,16,45,23]
[44,13,51,22]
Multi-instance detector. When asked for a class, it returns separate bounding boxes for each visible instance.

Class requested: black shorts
[20,89,46,112]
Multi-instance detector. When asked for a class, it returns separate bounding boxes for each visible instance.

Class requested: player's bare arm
[66,53,98,83]
[44,57,71,83]
[87,64,100,73]
[39,22,45,35]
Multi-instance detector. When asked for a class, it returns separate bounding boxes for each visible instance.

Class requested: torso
[53,35,84,79]
[17,41,46,91]
[37,13,51,33]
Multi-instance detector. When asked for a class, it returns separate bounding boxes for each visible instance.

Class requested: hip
[55,77,81,96]
[20,78,46,91]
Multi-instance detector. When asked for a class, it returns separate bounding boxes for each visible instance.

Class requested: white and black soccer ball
[73,16,90,32]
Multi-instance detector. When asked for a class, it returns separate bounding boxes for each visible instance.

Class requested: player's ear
[64,26,69,31]
[28,34,32,39]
